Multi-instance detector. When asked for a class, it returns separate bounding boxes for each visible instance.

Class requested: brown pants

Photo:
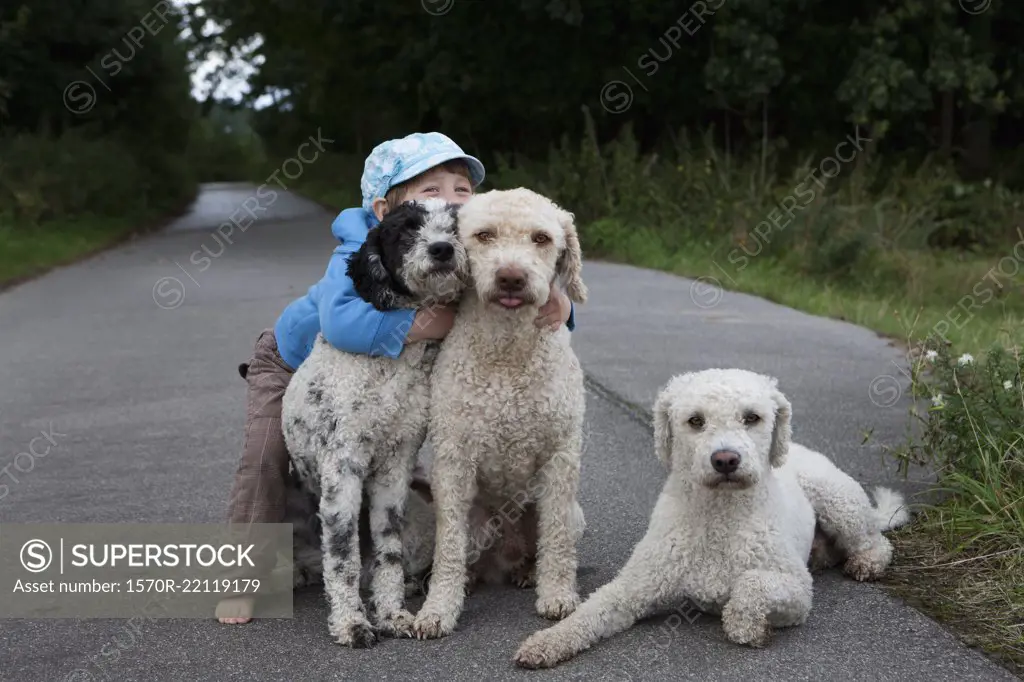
[227,329,295,526]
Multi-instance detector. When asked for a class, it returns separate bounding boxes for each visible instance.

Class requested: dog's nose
[496,266,526,291]
[710,450,741,474]
[428,241,455,262]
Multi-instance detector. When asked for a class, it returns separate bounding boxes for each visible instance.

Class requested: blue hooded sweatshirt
[274,207,575,370]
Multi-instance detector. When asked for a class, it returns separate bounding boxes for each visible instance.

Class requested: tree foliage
[193,0,1022,178]
[0,0,199,221]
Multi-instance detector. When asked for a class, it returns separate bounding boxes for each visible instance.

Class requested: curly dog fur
[281,199,467,647]
[412,188,590,639]
[288,463,436,598]
[514,368,910,668]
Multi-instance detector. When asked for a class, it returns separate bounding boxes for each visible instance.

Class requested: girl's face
[402,166,473,204]
[372,166,473,221]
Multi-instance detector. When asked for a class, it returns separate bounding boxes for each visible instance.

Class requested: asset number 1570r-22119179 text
[126,578,261,593]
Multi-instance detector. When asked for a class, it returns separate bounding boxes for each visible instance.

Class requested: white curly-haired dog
[514,368,910,668]
[281,198,467,648]
[412,188,590,639]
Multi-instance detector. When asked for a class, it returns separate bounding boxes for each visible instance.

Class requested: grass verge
[0,130,199,291]
[602,232,1022,353]
[881,346,1024,673]
[0,217,139,288]
[0,193,197,292]
[886,522,1023,675]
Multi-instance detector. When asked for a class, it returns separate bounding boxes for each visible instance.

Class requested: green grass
[884,386,1024,675]
[0,213,175,289]
[673,249,1022,353]
[876,346,1022,672]
[0,130,200,290]
[580,223,1022,353]
[886,520,1023,674]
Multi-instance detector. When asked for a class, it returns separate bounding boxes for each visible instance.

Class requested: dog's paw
[375,609,416,638]
[513,631,573,669]
[412,608,458,639]
[328,617,378,648]
[722,606,772,648]
[535,591,579,620]
[843,549,889,581]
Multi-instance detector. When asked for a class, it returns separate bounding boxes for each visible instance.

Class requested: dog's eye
[532,232,551,245]
[687,415,705,429]
[475,231,495,243]
[742,412,761,426]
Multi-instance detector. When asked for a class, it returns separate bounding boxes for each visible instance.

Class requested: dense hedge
[0,0,198,225]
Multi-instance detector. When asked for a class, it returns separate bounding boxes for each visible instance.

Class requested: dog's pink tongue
[499,296,524,308]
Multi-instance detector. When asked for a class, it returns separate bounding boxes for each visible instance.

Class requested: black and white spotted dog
[281,199,467,648]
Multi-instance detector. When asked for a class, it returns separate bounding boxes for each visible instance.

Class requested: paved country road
[0,183,1014,681]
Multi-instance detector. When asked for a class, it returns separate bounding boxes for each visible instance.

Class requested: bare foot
[216,596,255,624]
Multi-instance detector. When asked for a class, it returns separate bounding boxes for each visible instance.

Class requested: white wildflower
[925,350,939,363]
[1004,380,1014,391]
[957,353,974,367]
[931,394,945,408]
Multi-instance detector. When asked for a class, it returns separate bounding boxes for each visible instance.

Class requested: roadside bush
[0,130,195,226]
[902,344,1023,499]
[487,111,1024,322]
[186,116,267,183]
[886,343,1024,669]
[271,150,362,209]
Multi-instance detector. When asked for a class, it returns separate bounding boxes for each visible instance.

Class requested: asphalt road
[0,183,1015,681]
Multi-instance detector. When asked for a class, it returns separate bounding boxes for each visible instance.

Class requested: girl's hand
[407,304,457,342]
[535,285,571,331]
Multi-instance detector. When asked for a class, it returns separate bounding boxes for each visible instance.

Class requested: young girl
[217,132,575,623]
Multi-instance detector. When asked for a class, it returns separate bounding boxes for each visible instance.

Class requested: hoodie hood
[331,207,379,245]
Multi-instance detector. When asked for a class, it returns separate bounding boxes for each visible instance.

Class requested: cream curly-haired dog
[282,199,467,648]
[514,368,909,668]
[412,188,589,639]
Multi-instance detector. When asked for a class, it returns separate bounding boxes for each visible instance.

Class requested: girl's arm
[316,246,417,359]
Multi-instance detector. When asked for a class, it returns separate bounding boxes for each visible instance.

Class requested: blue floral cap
[360,132,486,211]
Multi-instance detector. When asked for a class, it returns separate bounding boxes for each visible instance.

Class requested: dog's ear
[653,388,674,468]
[347,227,405,311]
[555,208,588,304]
[768,386,792,468]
